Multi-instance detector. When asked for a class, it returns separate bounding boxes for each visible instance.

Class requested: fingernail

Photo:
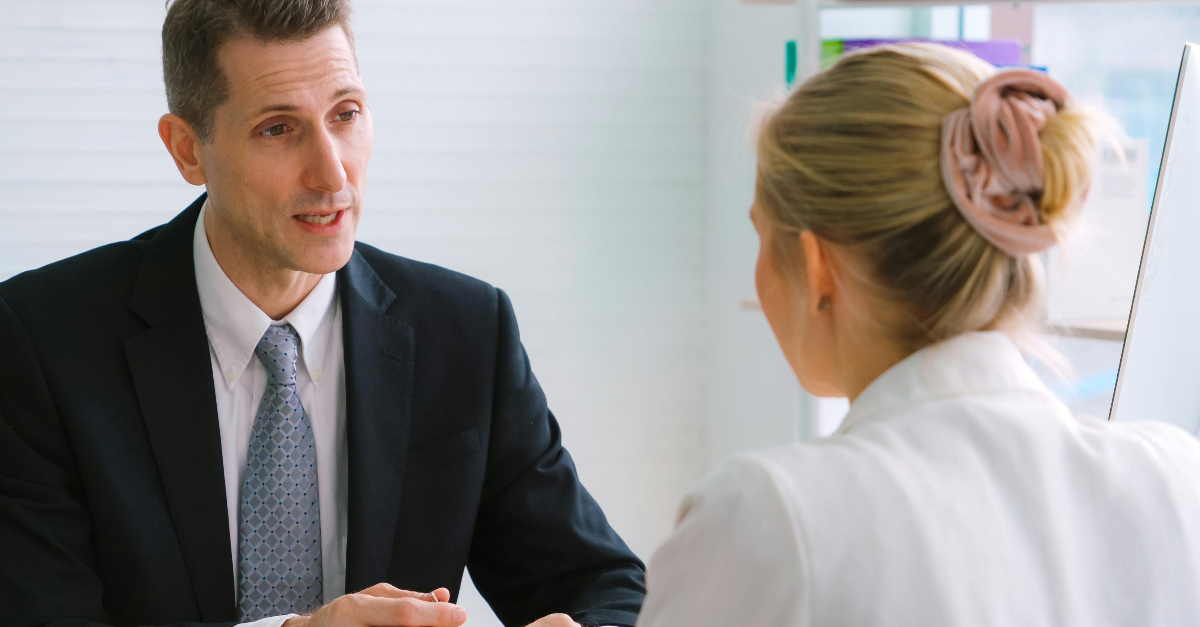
[453,607,467,622]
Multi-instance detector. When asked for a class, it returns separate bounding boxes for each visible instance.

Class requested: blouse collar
[837,331,1053,434]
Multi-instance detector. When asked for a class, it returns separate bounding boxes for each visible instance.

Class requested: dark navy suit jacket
[0,195,645,627]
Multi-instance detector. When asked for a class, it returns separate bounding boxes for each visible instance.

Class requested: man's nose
[303,126,348,193]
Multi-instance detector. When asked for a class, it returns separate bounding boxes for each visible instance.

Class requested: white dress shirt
[193,203,348,627]
[638,331,1200,627]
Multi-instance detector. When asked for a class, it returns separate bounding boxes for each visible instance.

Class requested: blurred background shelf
[1046,320,1128,342]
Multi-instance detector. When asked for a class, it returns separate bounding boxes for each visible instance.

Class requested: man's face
[200,26,372,275]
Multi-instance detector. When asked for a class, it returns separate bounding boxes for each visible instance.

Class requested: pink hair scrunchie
[941,68,1071,256]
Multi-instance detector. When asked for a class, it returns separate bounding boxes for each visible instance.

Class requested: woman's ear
[799,230,834,315]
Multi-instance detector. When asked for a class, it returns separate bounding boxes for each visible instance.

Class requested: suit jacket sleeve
[0,296,233,627]
[465,289,646,627]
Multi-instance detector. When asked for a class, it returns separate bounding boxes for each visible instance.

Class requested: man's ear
[799,229,835,315]
[158,114,207,186]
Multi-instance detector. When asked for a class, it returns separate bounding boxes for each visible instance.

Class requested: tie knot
[255,324,301,386]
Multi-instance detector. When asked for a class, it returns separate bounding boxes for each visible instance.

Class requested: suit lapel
[339,250,416,592]
[125,194,237,622]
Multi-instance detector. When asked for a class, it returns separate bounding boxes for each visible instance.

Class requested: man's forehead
[219,29,362,111]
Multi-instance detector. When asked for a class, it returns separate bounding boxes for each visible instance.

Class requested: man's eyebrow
[249,87,364,120]
[332,86,364,99]
[251,103,298,119]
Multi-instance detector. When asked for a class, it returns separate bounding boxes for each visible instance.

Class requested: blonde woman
[636,44,1200,627]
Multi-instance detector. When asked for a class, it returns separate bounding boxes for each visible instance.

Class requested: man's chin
[288,244,356,276]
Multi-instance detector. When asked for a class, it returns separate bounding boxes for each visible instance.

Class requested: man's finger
[524,614,580,627]
[359,582,440,602]
[357,596,466,627]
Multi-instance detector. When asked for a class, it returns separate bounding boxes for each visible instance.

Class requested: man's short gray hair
[162,0,356,142]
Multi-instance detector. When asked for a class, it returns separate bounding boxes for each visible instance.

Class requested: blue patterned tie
[237,324,323,621]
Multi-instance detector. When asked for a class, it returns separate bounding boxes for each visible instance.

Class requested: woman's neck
[839,332,911,403]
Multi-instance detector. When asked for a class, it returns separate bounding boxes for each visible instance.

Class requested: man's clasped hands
[283,583,578,627]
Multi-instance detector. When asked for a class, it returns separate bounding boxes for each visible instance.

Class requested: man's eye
[262,124,288,137]
[337,110,358,122]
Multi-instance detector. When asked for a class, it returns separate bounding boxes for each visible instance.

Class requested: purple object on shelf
[842,38,1023,67]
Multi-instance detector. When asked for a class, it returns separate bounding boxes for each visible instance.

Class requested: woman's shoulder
[690,443,875,538]
[1078,415,1200,475]
[698,444,851,508]
[721,406,1200,533]
[731,430,909,492]
[1102,415,1200,445]
[639,453,811,627]
[682,453,798,526]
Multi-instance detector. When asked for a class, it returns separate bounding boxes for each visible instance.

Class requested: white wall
[703,0,814,464]
[0,1,710,625]
[0,2,201,278]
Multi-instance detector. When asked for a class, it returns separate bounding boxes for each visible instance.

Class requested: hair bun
[940,68,1074,256]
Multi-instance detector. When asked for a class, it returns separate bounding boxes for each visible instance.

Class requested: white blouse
[637,331,1200,627]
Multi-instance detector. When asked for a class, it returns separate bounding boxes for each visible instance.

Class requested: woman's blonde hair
[756,43,1101,352]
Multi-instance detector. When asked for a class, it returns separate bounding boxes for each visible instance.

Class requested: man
[0,1,644,627]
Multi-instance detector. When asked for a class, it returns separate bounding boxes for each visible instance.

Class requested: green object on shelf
[786,40,797,87]
[822,40,845,70]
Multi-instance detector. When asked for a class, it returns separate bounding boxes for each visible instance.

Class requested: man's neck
[204,208,323,321]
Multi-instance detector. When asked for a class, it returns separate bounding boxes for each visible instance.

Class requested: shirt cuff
[239,613,298,627]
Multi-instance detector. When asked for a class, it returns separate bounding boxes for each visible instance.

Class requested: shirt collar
[836,331,1052,434]
[193,199,338,391]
